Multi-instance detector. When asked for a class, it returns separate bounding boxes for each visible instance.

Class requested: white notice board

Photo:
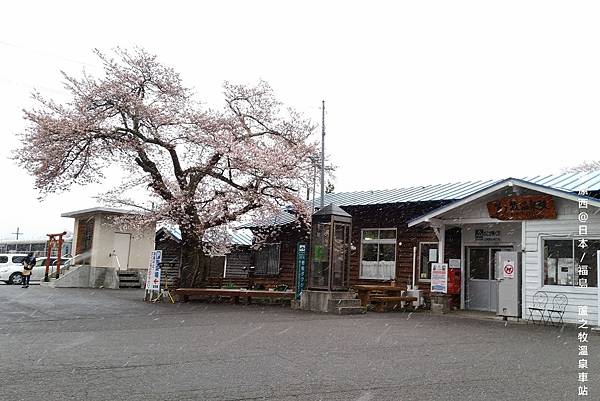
[145,250,162,291]
[431,263,448,293]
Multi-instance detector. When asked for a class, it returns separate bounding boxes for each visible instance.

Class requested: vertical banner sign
[145,250,162,294]
[151,250,162,292]
[431,263,448,293]
[295,243,308,300]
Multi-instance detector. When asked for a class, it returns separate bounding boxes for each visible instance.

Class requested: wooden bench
[206,277,251,289]
[370,296,418,312]
[175,288,295,304]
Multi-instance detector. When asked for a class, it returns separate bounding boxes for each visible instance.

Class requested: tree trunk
[179,234,208,288]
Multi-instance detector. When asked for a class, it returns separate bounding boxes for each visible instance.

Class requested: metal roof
[61,207,143,218]
[408,177,600,227]
[158,227,254,246]
[237,210,298,228]
[314,171,600,207]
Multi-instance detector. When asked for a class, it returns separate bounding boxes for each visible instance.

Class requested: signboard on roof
[487,194,557,220]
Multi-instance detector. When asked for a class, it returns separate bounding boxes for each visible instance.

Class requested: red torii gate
[44,231,67,282]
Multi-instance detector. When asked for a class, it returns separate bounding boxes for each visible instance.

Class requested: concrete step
[118,273,139,277]
[336,306,366,315]
[328,291,358,300]
[118,276,140,281]
[328,298,362,309]
[119,281,142,288]
[118,272,141,288]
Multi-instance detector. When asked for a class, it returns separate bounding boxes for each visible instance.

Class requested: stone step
[336,306,367,315]
[118,276,140,281]
[118,272,141,288]
[328,298,362,309]
[117,272,139,277]
[328,291,358,300]
[119,281,142,288]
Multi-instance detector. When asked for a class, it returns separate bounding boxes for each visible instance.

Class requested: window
[360,228,396,280]
[0,256,7,263]
[419,242,438,280]
[543,238,598,288]
[12,256,26,264]
[254,244,281,275]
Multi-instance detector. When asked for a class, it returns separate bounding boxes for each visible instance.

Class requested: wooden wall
[224,249,253,278]
[342,201,451,293]
[251,224,310,289]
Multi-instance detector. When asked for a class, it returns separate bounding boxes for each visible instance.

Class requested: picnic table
[352,284,418,312]
[175,288,295,304]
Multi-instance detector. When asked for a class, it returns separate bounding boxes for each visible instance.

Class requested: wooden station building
[245,171,600,323]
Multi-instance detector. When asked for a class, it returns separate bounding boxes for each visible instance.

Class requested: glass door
[331,223,350,289]
[466,247,511,312]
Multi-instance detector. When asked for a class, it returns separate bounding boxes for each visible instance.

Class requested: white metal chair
[527,291,548,325]
[546,294,568,326]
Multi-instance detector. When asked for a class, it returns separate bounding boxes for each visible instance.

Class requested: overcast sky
[1,0,599,240]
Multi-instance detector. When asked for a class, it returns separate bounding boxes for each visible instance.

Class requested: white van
[0,254,33,284]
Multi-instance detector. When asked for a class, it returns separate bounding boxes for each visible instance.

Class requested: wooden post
[45,232,67,281]
[44,238,53,282]
[56,235,64,278]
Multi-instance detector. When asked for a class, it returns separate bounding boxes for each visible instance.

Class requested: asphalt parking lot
[0,285,598,401]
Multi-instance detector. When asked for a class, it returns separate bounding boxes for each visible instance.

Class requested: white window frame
[418,242,438,283]
[359,228,397,280]
[541,236,599,289]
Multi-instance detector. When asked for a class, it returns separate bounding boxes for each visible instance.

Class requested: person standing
[21,252,36,288]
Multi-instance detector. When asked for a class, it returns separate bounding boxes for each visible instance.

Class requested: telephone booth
[308,203,352,291]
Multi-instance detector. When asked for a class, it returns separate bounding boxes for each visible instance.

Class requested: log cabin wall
[224,248,253,278]
[154,232,182,288]
[155,229,228,287]
[251,224,310,289]
[340,201,451,294]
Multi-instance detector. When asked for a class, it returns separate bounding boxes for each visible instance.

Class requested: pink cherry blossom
[16,47,318,287]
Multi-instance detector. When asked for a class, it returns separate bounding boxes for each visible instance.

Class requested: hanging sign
[295,243,308,300]
[431,263,448,293]
[487,194,557,220]
[502,259,515,279]
[145,250,162,292]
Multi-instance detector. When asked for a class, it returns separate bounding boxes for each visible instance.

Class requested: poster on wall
[431,263,448,293]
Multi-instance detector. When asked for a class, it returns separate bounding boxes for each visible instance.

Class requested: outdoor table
[352,284,408,307]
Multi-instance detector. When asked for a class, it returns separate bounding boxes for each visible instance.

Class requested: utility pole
[12,227,22,240]
[320,100,325,208]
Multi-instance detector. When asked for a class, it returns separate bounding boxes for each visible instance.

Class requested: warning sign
[502,259,515,279]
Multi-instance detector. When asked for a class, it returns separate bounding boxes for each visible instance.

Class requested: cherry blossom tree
[16,47,317,287]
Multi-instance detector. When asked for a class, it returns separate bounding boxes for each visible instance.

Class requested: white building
[56,207,156,288]
[409,177,600,325]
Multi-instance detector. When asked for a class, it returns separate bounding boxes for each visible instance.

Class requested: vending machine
[496,251,522,318]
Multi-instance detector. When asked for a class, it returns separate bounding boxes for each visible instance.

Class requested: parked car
[0,253,30,284]
[0,255,72,285]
